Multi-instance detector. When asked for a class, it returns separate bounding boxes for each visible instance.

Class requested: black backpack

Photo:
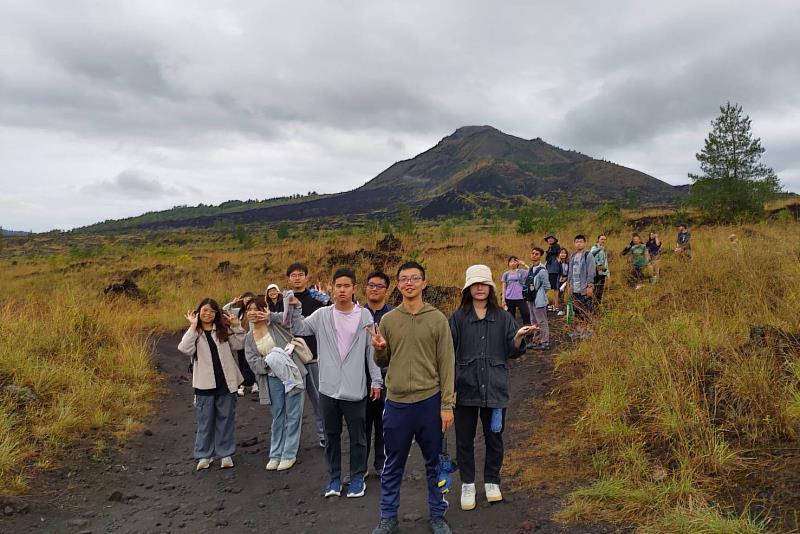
[522,266,544,302]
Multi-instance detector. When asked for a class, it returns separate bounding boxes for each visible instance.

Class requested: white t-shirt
[333,307,362,360]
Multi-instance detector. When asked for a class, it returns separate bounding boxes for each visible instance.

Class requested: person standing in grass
[556,247,569,316]
[178,298,245,471]
[646,232,662,282]
[363,271,393,478]
[590,235,609,305]
[524,247,551,350]
[500,256,531,326]
[675,223,692,259]
[566,235,597,339]
[285,262,327,447]
[243,296,307,472]
[449,265,535,512]
[293,268,383,499]
[544,235,562,312]
[369,261,455,534]
[625,233,649,289]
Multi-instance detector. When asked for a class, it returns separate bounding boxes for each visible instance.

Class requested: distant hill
[1,228,30,237]
[79,126,688,232]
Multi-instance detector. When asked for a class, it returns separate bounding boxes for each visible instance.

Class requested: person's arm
[365,336,383,398]
[178,326,199,355]
[500,274,508,306]
[243,334,268,375]
[436,315,455,416]
[290,306,320,337]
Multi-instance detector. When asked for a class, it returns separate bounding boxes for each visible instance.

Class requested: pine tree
[689,102,781,222]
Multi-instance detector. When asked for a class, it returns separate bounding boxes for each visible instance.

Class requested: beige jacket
[178,325,245,393]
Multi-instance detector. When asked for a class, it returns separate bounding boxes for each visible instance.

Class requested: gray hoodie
[293,305,382,402]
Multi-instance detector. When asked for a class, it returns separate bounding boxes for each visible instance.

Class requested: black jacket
[545,242,562,274]
[448,307,525,408]
[294,288,326,359]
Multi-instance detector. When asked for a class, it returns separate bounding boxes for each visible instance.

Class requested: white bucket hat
[266,283,280,293]
[463,264,496,290]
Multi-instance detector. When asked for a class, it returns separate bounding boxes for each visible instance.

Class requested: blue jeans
[267,376,305,460]
[380,393,447,519]
[193,393,236,459]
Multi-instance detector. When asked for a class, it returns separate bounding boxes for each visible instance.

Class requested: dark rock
[108,490,124,502]
[103,278,146,301]
[3,505,14,516]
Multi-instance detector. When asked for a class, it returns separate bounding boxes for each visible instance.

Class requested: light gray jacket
[293,305,382,402]
[243,307,306,405]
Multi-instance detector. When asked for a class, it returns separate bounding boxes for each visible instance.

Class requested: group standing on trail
[177,226,692,533]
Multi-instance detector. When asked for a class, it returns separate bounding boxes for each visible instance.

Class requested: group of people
[176,224,693,534]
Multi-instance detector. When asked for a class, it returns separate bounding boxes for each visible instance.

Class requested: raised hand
[516,325,539,338]
[367,323,386,350]
[227,312,241,328]
[185,310,198,328]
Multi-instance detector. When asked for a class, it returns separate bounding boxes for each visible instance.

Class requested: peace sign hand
[367,323,387,350]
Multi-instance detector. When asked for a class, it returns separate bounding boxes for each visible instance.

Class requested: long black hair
[459,284,501,314]
[193,297,231,342]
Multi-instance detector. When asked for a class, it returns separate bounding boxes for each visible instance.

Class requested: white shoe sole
[461,500,476,510]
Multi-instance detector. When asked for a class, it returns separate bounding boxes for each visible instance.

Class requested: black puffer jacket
[448,307,525,408]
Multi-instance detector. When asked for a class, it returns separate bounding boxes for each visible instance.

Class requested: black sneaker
[372,517,399,534]
[429,516,452,534]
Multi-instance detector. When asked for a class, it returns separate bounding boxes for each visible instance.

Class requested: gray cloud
[0,0,798,232]
[85,169,182,199]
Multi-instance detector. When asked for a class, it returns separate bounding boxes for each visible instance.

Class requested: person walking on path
[286,262,327,447]
[500,256,531,326]
[556,247,569,316]
[368,261,456,534]
[567,235,597,339]
[646,232,662,282]
[590,235,609,305]
[178,298,245,471]
[675,223,692,259]
[293,268,383,499]
[523,247,551,350]
[544,235,562,311]
[242,296,307,472]
[363,271,393,478]
[624,233,649,289]
[449,265,535,512]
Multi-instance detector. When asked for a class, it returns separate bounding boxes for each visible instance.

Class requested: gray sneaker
[429,516,452,534]
[372,517,399,534]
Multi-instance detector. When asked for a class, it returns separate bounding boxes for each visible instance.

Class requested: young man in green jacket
[369,261,455,534]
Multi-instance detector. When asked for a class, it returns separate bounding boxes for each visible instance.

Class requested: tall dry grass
[551,223,800,532]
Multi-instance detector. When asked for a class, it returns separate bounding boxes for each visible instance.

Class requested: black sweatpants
[454,405,506,485]
[365,390,386,473]
[505,299,531,325]
[236,349,255,387]
[319,394,367,481]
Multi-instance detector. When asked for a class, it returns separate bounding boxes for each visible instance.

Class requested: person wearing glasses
[368,261,456,534]
[285,262,327,447]
[363,271,393,478]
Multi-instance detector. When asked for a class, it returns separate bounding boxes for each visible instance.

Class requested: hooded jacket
[374,303,455,411]
[293,305,382,402]
[545,240,562,274]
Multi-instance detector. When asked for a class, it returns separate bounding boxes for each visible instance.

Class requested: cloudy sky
[1,1,798,232]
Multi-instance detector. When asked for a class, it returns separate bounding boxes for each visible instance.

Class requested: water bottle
[490,408,503,433]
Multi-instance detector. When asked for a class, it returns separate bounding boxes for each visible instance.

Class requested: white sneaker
[557,310,565,316]
[460,483,476,510]
[277,458,296,471]
[251,383,259,393]
[220,456,234,469]
[196,458,212,471]
[485,483,503,503]
[265,459,280,471]
[237,385,246,396]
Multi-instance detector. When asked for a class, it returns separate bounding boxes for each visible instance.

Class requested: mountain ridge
[77,126,688,232]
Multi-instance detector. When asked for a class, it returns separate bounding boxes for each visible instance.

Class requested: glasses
[366,283,387,289]
[288,273,306,279]
[397,276,423,285]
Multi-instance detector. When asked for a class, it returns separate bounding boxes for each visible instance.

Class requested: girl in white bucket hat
[447,264,537,511]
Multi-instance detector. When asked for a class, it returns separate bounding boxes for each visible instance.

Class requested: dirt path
[1,333,614,534]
